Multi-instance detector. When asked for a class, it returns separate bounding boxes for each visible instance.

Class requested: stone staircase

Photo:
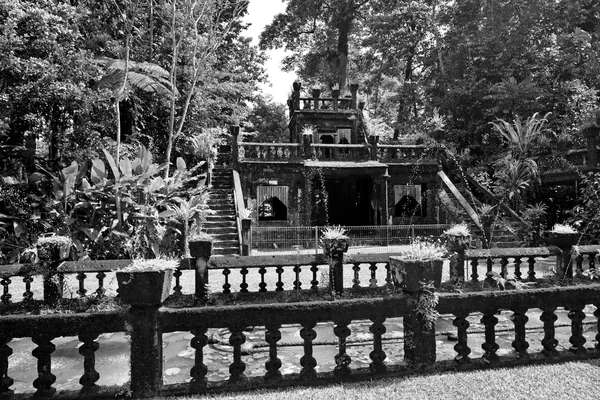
[438,172,521,247]
[204,167,240,256]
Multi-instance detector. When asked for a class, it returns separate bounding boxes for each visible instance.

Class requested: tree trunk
[336,0,352,92]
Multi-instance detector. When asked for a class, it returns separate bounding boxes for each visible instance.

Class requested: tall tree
[260,0,371,92]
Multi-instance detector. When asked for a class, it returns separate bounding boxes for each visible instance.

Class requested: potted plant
[442,222,471,252]
[320,226,349,259]
[544,223,579,247]
[389,238,447,293]
[429,108,447,141]
[116,256,178,306]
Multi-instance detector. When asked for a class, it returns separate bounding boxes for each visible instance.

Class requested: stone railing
[310,143,370,161]
[3,281,600,398]
[238,142,302,161]
[376,144,429,163]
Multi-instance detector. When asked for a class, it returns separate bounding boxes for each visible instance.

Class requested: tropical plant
[551,223,577,234]
[569,172,600,243]
[443,222,470,237]
[399,237,447,262]
[490,112,551,157]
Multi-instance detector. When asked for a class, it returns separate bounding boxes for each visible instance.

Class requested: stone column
[189,240,213,301]
[292,82,301,111]
[129,305,162,397]
[312,88,321,110]
[36,237,71,306]
[241,218,251,256]
[332,89,340,111]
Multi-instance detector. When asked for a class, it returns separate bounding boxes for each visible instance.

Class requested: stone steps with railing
[205,167,239,256]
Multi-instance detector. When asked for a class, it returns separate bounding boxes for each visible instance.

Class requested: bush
[569,172,600,243]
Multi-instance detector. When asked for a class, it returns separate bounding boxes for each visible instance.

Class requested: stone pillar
[382,171,390,225]
[323,238,349,295]
[303,133,313,159]
[230,125,240,170]
[292,82,301,111]
[312,88,321,110]
[368,135,379,161]
[36,237,71,306]
[332,89,340,111]
[189,240,213,301]
[129,305,162,397]
[350,84,359,109]
[583,126,599,168]
[403,301,437,367]
[241,218,251,256]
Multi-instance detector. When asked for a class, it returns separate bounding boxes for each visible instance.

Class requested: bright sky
[243,0,297,105]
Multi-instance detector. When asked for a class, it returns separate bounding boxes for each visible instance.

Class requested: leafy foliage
[569,172,600,243]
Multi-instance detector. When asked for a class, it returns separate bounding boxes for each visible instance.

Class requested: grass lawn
[158,359,600,400]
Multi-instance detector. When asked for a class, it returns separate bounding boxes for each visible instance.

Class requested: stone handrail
[377,144,429,163]
[232,170,246,256]
[438,170,482,230]
[310,143,370,161]
[238,142,301,161]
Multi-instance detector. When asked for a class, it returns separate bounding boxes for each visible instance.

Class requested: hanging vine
[299,167,329,226]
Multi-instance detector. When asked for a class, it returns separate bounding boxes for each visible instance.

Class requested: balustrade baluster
[293,265,302,290]
[513,256,522,280]
[173,269,183,296]
[276,146,284,159]
[23,274,33,304]
[384,263,393,287]
[190,326,209,391]
[32,334,56,397]
[310,264,319,290]
[264,324,282,380]
[527,257,536,281]
[470,258,479,282]
[0,335,13,399]
[299,321,317,379]
[575,254,584,277]
[228,325,247,383]
[369,317,386,373]
[453,312,471,363]
[589,253,596,275]
[594,304,600,351]
[258,267,267,292]
[334,320,352,377]
[240,267,249,293]
[540,307,558,357]
[568,304,587,354]
[369,263,378,288]
[78,331,100,391]
[511,308,529,356]
[352,263,360,289]
[275,266,284,291]
[1,278,11,305]
[485,257,493,285]
[480,311,499,362]
[96,272,106,297]
[500,257,509,279]
[222,268,231,294]
[77,272,87,297]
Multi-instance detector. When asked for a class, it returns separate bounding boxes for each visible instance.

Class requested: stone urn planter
[544,231,579,247]
[116,258,177,306]
[189,238,213,259]
[389,258,444,293]
[430,129,445,141]
[321,237,349,259]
